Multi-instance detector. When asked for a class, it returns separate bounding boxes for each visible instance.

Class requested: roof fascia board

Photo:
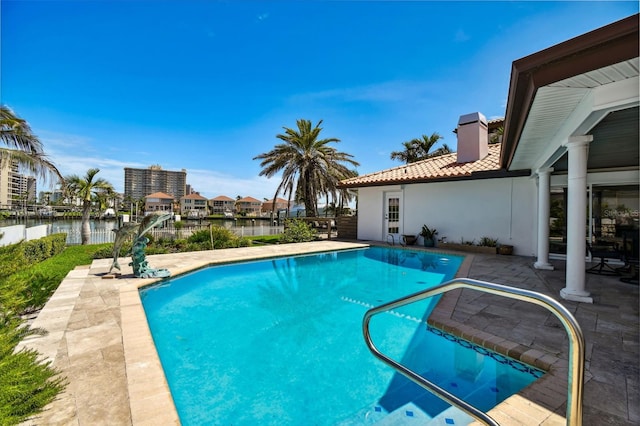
[501,14,639,169]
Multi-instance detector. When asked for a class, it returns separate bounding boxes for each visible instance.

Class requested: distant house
[180,193,208,217]
[261,197,292,215]
[209,195,236,216]
[235,196,262,216]
[144,192,175,213]
[339,15,639,304]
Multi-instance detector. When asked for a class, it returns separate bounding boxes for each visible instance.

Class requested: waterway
[0,217,280,245]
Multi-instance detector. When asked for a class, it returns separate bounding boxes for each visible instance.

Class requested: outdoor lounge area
[18,242,639,425]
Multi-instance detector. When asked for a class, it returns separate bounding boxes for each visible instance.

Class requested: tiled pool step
[426,406,474,425]
[376,402,432,425]
[336,400,474,425]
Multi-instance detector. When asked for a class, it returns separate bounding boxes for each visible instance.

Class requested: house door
[384,192,402,243]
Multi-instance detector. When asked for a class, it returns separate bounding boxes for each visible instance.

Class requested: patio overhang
[501,14,639,173]
[501,14,639,303]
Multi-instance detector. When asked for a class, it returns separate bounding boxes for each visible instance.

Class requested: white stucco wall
[356,177,538,256]
[357,185,401,242]
[25,224,49,242]
[0,225,26,246]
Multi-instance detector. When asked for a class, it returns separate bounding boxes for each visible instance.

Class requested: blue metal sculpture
[109,212,172,278]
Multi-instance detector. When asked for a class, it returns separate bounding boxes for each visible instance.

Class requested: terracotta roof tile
[212,195,235,201]
[181,193,207,200]
[340,144,502,187]
[145,191,174,199]
[237,196,262,203]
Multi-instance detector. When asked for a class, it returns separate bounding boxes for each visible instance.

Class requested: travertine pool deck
[19,241,639,425]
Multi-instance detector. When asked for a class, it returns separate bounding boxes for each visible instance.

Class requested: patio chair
[402,235,418,246]
[586,242,622,275]
[617,230,639,284]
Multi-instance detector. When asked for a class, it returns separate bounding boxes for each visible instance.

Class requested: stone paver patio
[18,241,639,425]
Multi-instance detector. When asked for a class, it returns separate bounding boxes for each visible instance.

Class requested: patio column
[534,168,554,270]
[560,135,593,303]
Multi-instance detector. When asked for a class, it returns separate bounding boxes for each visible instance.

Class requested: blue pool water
[140,247,544,425]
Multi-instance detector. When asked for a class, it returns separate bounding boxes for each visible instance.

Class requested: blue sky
[2,1,637,200]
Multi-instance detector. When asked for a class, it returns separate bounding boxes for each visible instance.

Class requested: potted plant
[420,225,438,247]
[497,244,514,255]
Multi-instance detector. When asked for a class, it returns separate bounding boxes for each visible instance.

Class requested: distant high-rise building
[0,153,36,207]
[124,165,187,201]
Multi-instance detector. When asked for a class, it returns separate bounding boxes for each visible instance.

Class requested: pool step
[335,403,389,425]
[425,406,474,426]
[336,400,473,425]
[374,402,431,425]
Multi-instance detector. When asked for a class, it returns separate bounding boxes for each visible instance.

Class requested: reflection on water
[364,246,452,272]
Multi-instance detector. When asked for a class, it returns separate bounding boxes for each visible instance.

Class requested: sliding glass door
[550,184,639,256]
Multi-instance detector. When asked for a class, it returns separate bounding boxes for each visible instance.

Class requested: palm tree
[64,168,114,245]
[428,143,453,158]
[390,132,451,164]
[0,105,64,182]
[254,119,359,218]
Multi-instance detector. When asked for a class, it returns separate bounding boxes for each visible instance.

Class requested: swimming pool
[140,247,544,425]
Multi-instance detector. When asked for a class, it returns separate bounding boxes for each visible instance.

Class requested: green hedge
[0,234,67,277]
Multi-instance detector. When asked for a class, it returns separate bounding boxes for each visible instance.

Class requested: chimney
[456,112,488,163]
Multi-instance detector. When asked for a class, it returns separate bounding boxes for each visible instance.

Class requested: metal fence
[64,224,285,245]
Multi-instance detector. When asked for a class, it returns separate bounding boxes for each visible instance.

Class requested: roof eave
[501,14,639,170]
[338,169,531,189]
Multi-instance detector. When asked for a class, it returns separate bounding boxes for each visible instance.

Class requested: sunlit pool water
[140,247,544,425]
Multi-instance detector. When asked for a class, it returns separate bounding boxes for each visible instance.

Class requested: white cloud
[288,80,439,105]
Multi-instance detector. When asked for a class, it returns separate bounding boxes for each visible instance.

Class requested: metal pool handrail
[362,277,585,426]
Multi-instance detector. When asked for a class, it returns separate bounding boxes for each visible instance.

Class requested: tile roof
[145,191,174,199]
[181,193,207,200]
[340,144,502,188]
[212,195,235,201]
[237,196,262,203]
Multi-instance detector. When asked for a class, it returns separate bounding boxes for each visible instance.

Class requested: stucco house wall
[356,185,397,242]
[357,176,538,256]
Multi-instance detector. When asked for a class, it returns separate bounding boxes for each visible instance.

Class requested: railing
[61,225,285,245]
[363,278,585,426]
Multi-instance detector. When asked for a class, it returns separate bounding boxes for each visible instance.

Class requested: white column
[534,168,554,270]
[560,135,593,303]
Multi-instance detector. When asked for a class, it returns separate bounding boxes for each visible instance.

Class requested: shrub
[0,244,25,278]
[188,226,241,249]
[280,219,317,243]
[0,234,67,276]
[0,275,26,319]
[187,229,211,245]
[478,236,499,247]
[0,317,66,425]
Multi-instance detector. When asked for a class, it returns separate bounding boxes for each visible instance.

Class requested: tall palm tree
[65,168,114,245]
[0,105,64,182]
[390,132,450,164]
[254,119,359,218]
